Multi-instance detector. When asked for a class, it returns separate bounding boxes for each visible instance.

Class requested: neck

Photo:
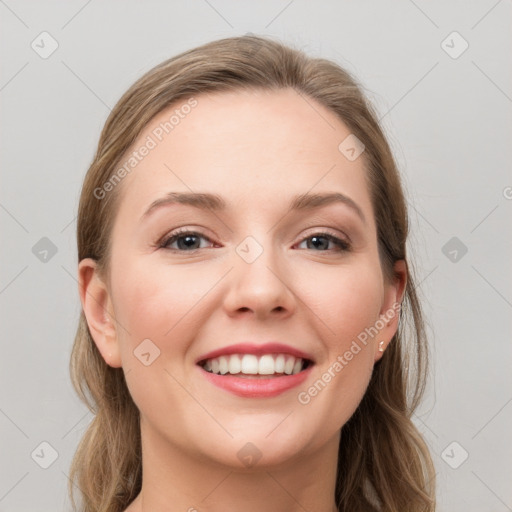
[128,419,340,512]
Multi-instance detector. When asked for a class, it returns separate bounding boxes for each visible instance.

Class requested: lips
[196,342,315,397]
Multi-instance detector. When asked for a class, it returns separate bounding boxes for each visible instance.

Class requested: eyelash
[157,228,351,253]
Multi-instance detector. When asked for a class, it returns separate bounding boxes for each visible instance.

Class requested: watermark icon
[236,236,264,264]
[237,442,262,468]
[503,186,512,200]
[441,31,469,60]
[134,338,161,366]
[441,441,469,469]
[31,441,59,469]
[93,97,198,200]
[32,237,58,263]
[441,236,468,263]
[338,133,365,161]
[297,302,401,405]
[31,31,59,59]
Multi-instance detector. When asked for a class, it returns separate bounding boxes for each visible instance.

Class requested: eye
[159,229,215,251]
[296,232,351,252]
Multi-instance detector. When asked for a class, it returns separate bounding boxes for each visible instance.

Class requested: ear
[374,259,407,362]
[78,258,122,368]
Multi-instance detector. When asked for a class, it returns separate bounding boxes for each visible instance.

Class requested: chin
[199,428,313,471]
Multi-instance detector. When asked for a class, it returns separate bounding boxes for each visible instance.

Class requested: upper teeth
[202,354,306,376]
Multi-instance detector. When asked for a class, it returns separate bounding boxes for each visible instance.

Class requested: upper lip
[195,342,315,365]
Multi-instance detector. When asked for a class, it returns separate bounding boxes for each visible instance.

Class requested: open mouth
[198,353,313,378]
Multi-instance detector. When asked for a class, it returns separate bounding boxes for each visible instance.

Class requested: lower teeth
[231,373,285,378]
[206,370,292,377]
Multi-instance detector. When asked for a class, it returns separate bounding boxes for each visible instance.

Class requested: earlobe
[78,258,122,368]
[374,259,407,362]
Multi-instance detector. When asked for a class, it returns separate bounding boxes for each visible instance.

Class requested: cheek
[293,261,381,421]
[109,259,209,425]
[111,257,207,340]
[110,256,224,385]
[294,258,383,346]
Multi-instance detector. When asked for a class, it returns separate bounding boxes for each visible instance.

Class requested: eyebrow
[141,191,366,224]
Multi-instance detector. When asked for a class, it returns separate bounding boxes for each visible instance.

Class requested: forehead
[113,87,372,222]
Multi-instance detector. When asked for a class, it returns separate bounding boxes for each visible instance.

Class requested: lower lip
[198,365,313,398]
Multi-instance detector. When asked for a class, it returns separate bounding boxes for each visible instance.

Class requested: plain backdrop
[1,1,511,511]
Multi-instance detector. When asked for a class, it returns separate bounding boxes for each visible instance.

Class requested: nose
[222,240,297,321]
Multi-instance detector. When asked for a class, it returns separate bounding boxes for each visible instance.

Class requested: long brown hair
[69,34,436,511]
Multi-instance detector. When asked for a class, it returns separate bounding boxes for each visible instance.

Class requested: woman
[69,34,436,511]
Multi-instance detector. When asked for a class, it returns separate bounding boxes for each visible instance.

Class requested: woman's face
[81,87,405,469]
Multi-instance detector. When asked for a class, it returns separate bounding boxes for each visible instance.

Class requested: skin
[79,87,406,512]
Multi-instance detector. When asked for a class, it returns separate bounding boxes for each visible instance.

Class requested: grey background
[1,1,511,511]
